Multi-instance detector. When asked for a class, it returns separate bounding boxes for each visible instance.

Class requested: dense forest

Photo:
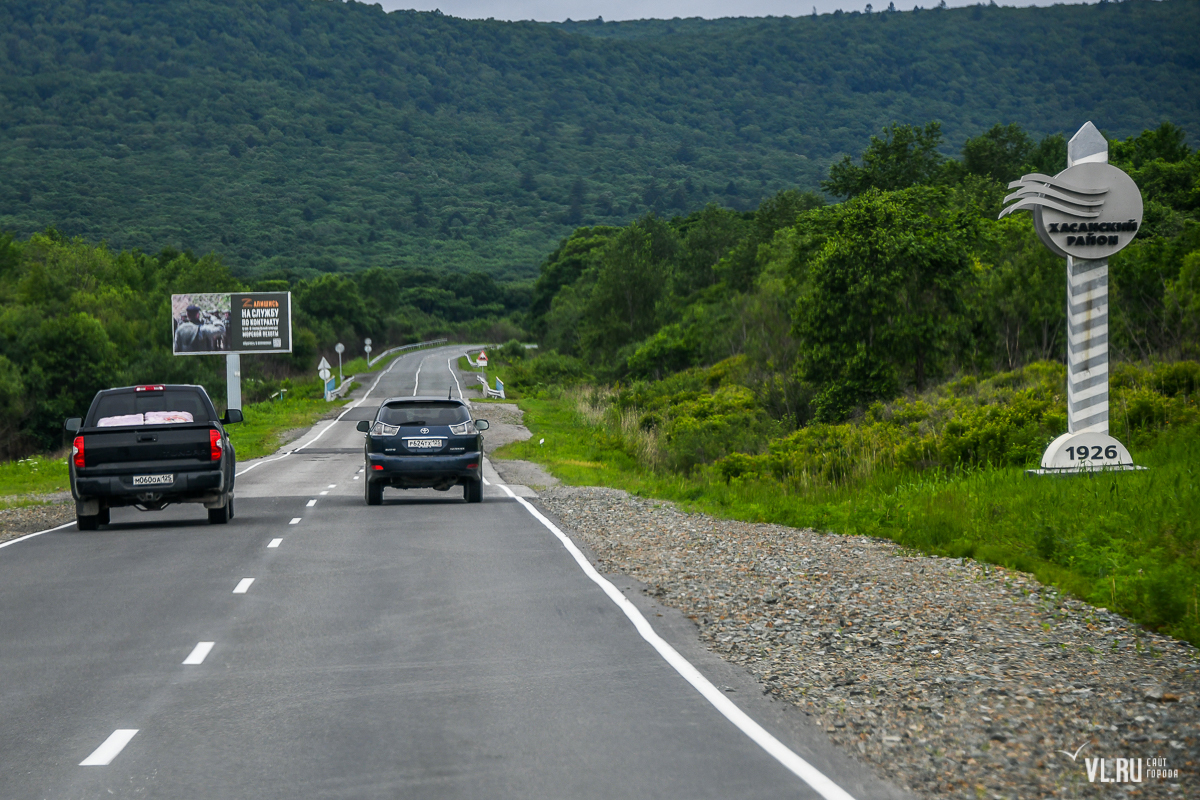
[2,0,1198,281]
[501,119,1200,640]
[520,119,1199,422]
[0,233,525,457]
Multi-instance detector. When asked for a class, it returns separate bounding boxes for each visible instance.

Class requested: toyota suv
[356,397,489,504]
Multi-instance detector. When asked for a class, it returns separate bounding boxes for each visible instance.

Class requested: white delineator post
[1065,126,1110,435]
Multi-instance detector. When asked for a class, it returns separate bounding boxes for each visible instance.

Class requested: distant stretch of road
[0,345,909,799]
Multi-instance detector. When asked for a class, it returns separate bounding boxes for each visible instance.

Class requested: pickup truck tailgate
[83,426,213,469]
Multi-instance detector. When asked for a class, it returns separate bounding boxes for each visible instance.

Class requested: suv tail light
[72,436,85,468]
[209,429,223,461]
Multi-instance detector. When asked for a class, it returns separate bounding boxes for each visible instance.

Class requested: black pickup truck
[65,384,243,530]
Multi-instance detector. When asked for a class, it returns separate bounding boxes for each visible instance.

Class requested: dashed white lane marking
[327,484,336,488]
[306,499,317,507]
[496,484,858,800]
[182,642,215,665]
[242,349,411,471]
[319,491,329,495]
[232,578,254,594]
[80,729,138,766]
[268,538,282,548]
[353,476,360,480]
[289,517,301,525]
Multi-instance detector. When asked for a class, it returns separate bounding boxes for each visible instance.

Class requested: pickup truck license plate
[406,438,443,449]
[132,474,174,486]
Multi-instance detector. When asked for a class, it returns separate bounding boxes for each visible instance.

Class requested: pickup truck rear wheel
[98,507,110,526]
[208,495,231,524]
[76,513,100,531]
[366,479,383,506]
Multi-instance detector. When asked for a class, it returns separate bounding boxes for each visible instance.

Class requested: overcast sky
[374,0,1093,23]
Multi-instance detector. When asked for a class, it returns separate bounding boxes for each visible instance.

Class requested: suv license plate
[133,474,174,486]
[407,439,443,449]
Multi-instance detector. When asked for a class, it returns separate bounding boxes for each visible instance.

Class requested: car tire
[208,496,231,524]
[366,480,383,506]
[98,507,110,526]
[464,478,483,503]
[76,513,100,531]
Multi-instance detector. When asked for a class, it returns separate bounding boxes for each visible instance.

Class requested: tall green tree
[821,122,946,199]
[792,187,975,420]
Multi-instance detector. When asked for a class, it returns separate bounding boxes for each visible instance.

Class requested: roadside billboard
[171,292,292,355]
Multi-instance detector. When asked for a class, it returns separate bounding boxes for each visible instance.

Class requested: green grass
[496,396,1200,646]
[0,456,70,507]
[229,393,350,461]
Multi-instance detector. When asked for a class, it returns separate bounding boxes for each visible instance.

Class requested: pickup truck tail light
[209,429,223,461]
[72,436,85,468]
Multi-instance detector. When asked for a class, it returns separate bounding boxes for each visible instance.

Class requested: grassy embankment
[490,360,1200,646]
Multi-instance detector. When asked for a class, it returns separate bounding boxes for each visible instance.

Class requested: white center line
[290,517,301,525]
[306,499,317,507]
[182,642,215,665]
[80,729,138,766]
[268,538,282,548]
[233,578,254,594]
[447,356,463,398]
[413,356,426,395]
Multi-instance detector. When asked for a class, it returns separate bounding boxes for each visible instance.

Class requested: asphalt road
[0,346,910,800]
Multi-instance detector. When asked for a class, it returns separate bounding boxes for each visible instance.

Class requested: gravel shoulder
[0,492,74,545]
[480,398,1196,798]
[533,486,1198,798]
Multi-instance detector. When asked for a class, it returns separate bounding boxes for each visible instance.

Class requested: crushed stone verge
[537,485,1198,799]
[0,492,74,544]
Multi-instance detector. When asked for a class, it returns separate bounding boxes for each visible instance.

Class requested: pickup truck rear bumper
[74,469,226,507]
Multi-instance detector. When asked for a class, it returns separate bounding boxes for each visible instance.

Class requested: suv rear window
[89,390,211,426]
[378,402,469,426]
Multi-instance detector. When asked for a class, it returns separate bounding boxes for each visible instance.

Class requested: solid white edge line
[289,517,301,524]
[268,538,282,548]
[182,641,215,665]
[0,520,75,550]
[79,729,138,766]
[233,578,254,594]
[496,482,858,800]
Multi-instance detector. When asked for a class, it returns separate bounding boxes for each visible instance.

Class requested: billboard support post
[227,353,241,412]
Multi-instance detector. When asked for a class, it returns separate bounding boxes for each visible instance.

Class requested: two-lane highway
[0,345,909,799]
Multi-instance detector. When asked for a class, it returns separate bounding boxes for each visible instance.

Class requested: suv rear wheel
[464,478,483,503]
[366,480,383,505]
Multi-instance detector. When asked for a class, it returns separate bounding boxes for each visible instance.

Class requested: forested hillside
[2,0,1197,280]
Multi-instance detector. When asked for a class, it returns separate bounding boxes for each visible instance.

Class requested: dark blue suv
[356,397,490,504]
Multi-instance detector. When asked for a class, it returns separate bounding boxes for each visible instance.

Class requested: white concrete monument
[999,121,1145,474]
